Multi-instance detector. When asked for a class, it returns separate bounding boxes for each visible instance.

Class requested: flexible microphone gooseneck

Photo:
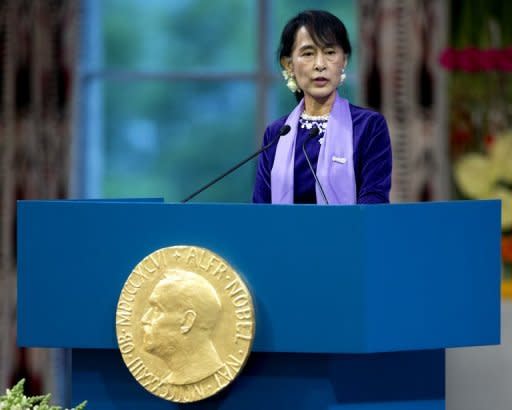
[302,126,329,204]
[181,125,292,203]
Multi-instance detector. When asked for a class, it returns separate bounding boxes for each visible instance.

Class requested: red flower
[439,48,459,70]
[480,48,500,71]
[451,128,471,145]
[459,47,483,72]
[440,47,512,72]
[497,46,512,71]
[483,134,495,150]
[503,235,512,263]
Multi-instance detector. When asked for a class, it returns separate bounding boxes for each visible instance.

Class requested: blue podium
[17,200,501,409]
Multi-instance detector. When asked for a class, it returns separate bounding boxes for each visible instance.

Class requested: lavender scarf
[270,94,356,204]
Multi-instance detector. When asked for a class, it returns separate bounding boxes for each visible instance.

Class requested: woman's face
[282,26,346,106]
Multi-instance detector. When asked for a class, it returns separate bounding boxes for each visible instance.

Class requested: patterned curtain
[359,0,449,202]
[0,0,78,397]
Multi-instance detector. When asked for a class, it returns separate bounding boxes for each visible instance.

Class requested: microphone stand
[181,125,291,203]
[302,127,329,204]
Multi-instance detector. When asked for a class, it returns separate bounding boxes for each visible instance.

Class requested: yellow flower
[454,131,512,230]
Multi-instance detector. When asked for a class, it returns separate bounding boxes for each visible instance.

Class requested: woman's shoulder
[265,114,289,134]
[348,103,391,151]
[348,103,386,123]
[348,103,389,139]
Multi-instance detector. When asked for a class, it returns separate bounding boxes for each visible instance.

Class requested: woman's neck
[303,93,336,116]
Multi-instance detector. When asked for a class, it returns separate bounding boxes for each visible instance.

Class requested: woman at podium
[253,10,392,205]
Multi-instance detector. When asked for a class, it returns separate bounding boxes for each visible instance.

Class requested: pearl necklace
[300,112,330,121]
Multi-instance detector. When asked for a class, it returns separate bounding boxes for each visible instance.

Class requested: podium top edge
[16,199,500,208]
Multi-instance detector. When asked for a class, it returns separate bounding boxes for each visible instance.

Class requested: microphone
[302,127,329,204]
[181,125,291,203]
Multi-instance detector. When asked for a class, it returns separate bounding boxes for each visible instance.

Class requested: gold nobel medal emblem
[116,246,255,403]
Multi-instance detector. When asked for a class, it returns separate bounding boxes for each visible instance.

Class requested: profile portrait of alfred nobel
[141,268,223,384]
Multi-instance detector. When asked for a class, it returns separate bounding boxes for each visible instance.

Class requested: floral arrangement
[441,0,512,297]
[454,129,512,230]
[0,380,86,410]
[454,130,512,293]
[440,47,512,72]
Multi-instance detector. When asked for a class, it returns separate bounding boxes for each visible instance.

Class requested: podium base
[71,349,445,409]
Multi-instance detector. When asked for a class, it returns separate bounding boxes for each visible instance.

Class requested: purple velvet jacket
[252,104,392,204]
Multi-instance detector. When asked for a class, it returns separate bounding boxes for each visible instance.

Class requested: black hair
[278,10,352,62]
[278,10,352,101]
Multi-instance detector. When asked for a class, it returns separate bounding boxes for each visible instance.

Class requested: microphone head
[279,124,291,136]
[308,126,320,138]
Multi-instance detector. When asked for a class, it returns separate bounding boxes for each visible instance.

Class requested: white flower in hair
[339,69,346,86]
[282,70,301,93]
